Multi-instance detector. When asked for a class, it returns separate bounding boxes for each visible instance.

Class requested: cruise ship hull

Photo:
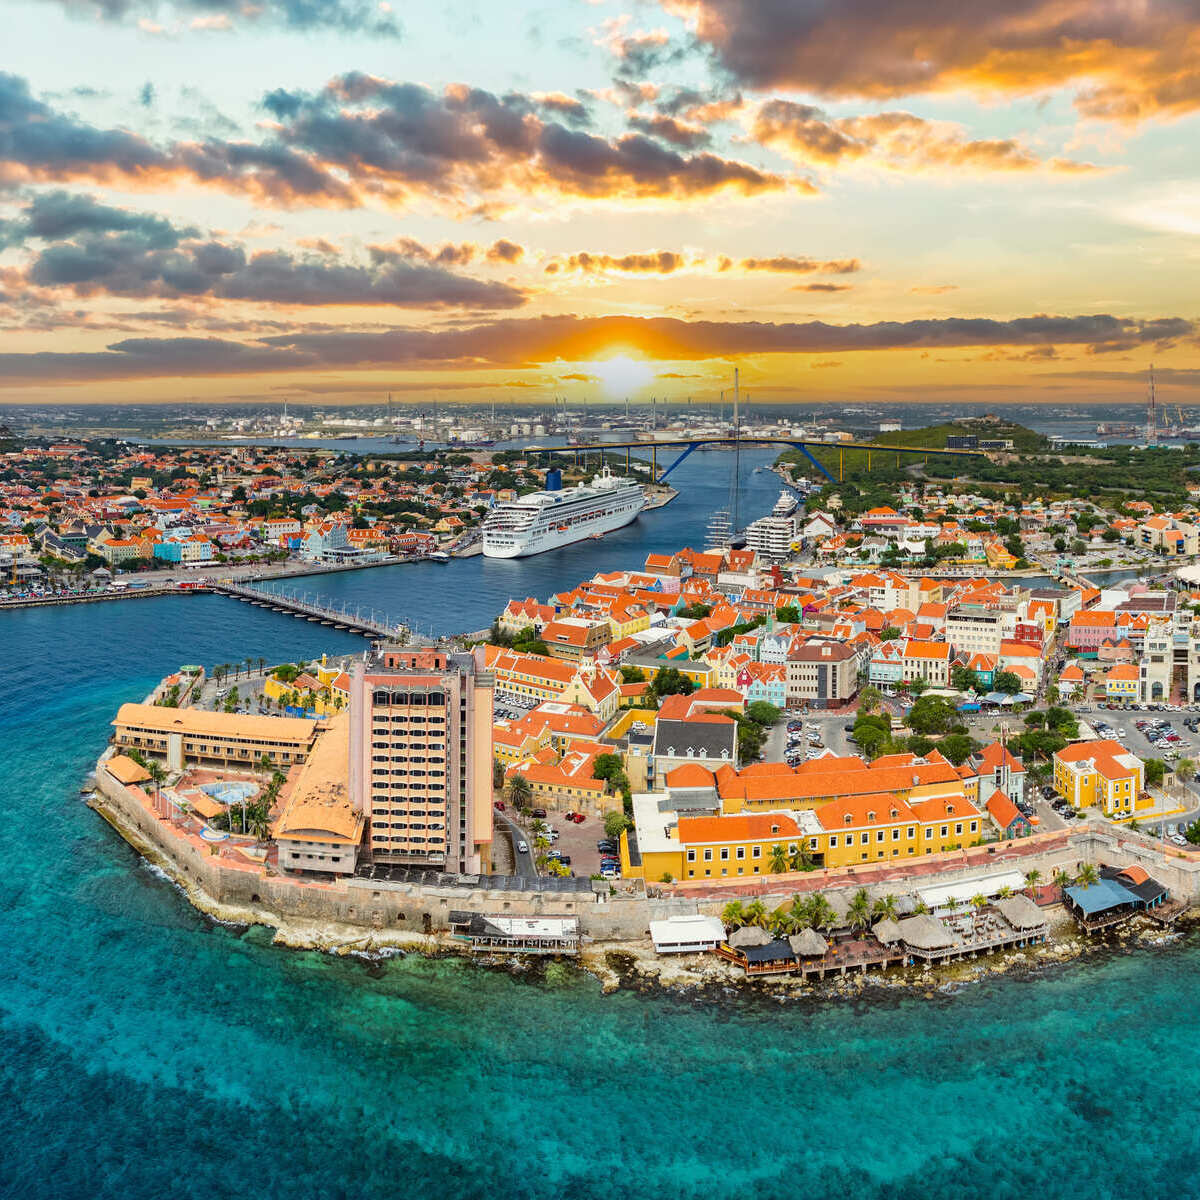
[483,500,642,558]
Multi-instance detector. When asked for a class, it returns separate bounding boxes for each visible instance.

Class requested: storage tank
[545,468,563,491]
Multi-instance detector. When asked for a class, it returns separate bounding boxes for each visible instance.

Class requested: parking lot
[503,805,617,880]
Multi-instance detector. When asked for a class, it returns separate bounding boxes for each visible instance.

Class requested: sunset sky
[3,0,1200,406]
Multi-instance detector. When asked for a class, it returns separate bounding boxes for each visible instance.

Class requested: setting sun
[587,354,656,397]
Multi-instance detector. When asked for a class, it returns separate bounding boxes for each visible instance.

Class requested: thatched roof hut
[871,917,904,945]
[789,928,828,958]
[995,894,1047,931]
[896,914,959,951]
[728,924,772,949]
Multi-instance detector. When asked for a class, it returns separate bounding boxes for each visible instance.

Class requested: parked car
[494,800,506,811]
[531,807,547,819]
[516,839,529,854]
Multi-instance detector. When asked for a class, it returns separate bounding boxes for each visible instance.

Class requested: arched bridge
[520,435,988,484]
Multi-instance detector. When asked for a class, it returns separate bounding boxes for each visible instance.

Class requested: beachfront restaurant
[915,870,1028,916]
[448,911,580,956]
[1064,866,1168,932]
[650,914,726,954]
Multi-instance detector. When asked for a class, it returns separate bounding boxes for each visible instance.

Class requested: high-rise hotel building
[348,645,494,874]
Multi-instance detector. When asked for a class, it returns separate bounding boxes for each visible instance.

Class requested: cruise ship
[482,466,645,558]
[772,490,799,518]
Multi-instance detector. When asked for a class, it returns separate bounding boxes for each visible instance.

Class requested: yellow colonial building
[1053,739,1146,818]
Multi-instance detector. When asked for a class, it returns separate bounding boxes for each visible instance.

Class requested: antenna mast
[1146,363,1157,445]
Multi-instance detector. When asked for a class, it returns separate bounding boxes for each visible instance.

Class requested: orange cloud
[753,101,1101,174]
[666,0,1200,122]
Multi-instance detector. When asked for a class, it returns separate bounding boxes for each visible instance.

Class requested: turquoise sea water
[5,519,1200,1198]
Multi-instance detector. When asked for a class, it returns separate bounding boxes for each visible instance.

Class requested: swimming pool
[201,781,259,805]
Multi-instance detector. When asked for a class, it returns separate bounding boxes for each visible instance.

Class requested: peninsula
[88,486,1200,992]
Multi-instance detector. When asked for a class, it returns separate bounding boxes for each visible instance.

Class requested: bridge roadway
[209,581,408,641]
[520,434,988,483]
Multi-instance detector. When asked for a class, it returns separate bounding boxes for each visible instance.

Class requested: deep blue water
[7,474,1200,1200]
[261,447,791,636]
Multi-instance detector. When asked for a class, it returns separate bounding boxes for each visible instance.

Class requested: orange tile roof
[678,811,807,845]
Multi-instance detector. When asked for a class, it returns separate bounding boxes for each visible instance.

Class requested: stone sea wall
[92,754,1200,954]
[92,759,655,942]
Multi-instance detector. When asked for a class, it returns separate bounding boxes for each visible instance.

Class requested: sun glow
[586,354,655,396]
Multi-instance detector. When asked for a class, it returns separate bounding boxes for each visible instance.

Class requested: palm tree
[1052,868,1072,890]
[788,843,813,872]
[244,658,253,678]
[1075,863,1099,887]
[846,888,872,935]
[805,892,837,931]
[1024,868,1042,896]
[257,656,266,675]
[969,893,988,924]
[145,759,167,811]
[997,885,1014,899]
[912,899,930,916]
[505,774,533,813]
[744,898,768,928]
[248,808,271,843]
[871,893,899,923]
[769,906,796,938]
[768,843,788,874]
[721,900,747,931]
[787,893,809,930]
[945,896,960,913]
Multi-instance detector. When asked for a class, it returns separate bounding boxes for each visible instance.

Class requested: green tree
[603,810,630,840]
[938,732,977,766]
[950,664,980,693]
[721,900,747,930]
[1145,758,1166,788]
[649,667,695,700]
[1177,758,1196,784]
[746,701,781,727]
[804,892,837,931]
[857,685,883,713]
[993,670,1022,695]
[787,843,812,872]
[506,773,533,813]
[1024,869,1041,895]
[768,843,788,873]
[871,894,899,923]
[846,888,872,935]
[1075,863,1099,887]
[908,695,957,736]
[744,898,768,928]
[854,723,889,758]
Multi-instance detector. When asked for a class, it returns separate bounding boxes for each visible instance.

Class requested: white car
[516,839,529,854]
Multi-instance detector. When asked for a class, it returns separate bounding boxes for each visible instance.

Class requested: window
[860,832,869,845]
[703,849,712,862]
[686,850,696,862]
[736,846,745,860]
[828,835,837,848]
[720,848,729,861]
[752,846,761,858]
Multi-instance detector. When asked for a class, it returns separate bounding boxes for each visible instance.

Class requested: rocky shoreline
[92,784,1198,1005]
[580,908,1198,1004]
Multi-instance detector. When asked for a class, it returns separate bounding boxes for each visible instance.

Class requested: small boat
[428,551,451,563]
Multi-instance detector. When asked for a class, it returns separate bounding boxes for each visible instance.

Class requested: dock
[207,582,408,640]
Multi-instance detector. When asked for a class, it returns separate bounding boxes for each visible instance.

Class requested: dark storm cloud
[0,311,1190,384]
